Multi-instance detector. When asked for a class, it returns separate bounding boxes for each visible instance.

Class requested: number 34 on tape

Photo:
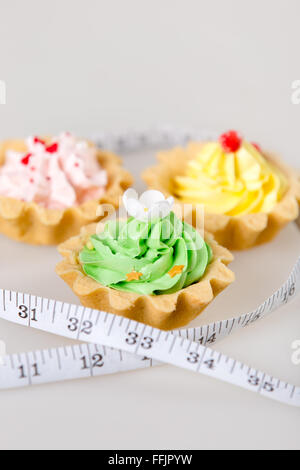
[0,256,299,409]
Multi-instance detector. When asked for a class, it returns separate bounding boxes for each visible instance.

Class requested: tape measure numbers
[0,256,299,407]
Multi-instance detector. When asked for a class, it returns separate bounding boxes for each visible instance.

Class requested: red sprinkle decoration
[219,130,242,153]
[29,178,35,184]
[21,153,32,165]
[252,142,262,152]
[45,143,59,154]
[74,162,80,168]
[34,137,46,146]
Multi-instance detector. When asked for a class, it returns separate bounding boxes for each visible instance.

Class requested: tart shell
[142,143,300,250]
[0,139,133,245]
[56,223,235,331]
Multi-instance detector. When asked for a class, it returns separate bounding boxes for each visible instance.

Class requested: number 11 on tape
[0,255,299,406]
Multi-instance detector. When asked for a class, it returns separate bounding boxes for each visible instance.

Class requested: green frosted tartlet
[80,211,212,296]
[57,189,235,330]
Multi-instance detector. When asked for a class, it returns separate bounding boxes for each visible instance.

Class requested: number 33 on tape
[0,257,299,408]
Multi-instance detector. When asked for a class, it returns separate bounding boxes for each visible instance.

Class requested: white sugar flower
[123,189,174,222]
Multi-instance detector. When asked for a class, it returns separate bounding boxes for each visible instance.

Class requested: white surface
[0,0,299,451]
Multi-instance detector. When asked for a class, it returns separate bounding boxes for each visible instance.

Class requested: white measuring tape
[93,126,219,153]
[0,128,299,408]
[0,254,299,406]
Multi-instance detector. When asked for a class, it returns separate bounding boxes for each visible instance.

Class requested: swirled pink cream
[0,133,108,209]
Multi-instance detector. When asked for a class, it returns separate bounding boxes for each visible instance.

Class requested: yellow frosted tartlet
[143,131,300,250]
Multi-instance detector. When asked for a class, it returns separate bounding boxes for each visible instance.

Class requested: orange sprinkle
[126,271,143,282]
[168,265,185,278]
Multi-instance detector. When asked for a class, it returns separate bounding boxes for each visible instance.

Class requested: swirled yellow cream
[174,133,288,217]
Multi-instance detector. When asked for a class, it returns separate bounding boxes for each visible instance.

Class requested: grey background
[0,0,300,167]
[0,0,299,451]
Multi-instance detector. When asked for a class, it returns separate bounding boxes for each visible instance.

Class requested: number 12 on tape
[0,256,299,407]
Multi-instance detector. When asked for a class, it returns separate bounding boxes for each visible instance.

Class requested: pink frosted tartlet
[0,133,132,245]
[0,133,108,210]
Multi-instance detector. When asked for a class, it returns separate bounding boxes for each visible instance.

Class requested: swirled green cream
[79,212,212,296]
